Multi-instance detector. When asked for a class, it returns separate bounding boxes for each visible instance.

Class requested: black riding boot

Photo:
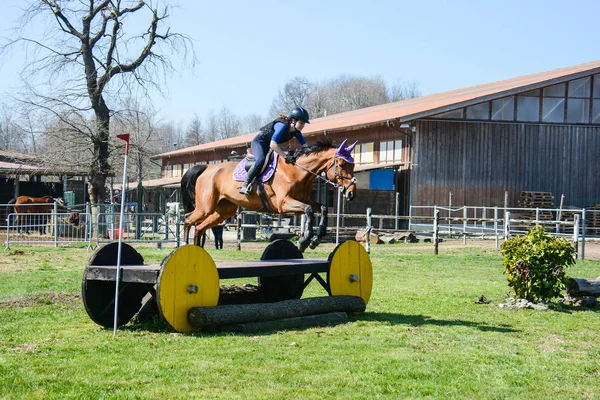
[239,164,260,195]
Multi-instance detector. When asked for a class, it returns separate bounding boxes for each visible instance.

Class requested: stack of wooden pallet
[558,207,580,234]
[584,204,600,235]
[518,191,555,219]
[512,191,555,230]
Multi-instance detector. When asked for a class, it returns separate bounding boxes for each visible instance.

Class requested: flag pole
[114,133,130,336]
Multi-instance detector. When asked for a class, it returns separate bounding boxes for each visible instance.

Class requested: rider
[239,107,310,195]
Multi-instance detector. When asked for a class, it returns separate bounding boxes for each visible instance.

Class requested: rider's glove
[285,154,296,164]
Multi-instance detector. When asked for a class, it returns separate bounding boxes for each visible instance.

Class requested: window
[592,100,600,123]
[466,103,489,120]
[543,83,566,97]
[379,140,402,164]
[491,97,515,121]
[352,142,374,165]
[542,97,565,123]
[432,109,463,119]
[594,74,600,99]
[568,77,591,98]
[517,96,540,122]
[567,98,590,123]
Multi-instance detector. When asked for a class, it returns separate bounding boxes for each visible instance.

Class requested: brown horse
[181,137,358,252]
[10,195,66,234]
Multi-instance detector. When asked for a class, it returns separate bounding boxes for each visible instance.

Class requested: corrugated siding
[412,120,600,208]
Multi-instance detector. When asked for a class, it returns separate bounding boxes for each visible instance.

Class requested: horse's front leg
[298,204,315,252]
[309,204,328,250]
[279,197,315,252]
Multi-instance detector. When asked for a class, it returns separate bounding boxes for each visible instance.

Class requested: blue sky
[1,0,599,126]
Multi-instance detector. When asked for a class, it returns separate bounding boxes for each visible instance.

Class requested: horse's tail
[7,198,16,205]
[181,164,209,213]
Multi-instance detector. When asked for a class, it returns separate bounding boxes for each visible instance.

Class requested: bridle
[294,157,357,195]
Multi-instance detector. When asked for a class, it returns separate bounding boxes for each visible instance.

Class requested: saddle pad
[233,153,278,182]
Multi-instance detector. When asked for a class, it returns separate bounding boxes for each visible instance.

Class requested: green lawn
[1,241,600,399]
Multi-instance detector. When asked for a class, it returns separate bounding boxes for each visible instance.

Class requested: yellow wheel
[157,245,219,332]
[328,240,373,305]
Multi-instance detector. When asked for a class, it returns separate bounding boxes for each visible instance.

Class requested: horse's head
[328,139,358,201]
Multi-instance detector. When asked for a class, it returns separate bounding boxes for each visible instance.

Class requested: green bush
[501,226,576,302]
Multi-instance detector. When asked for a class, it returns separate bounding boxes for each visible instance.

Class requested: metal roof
[154,60,600,159]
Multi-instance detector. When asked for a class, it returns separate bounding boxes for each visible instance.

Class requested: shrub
[501,226,576,302]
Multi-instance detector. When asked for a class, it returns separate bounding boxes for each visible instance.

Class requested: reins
[294,158,357,193]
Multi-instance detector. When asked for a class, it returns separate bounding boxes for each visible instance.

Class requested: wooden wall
[412,120,600,208]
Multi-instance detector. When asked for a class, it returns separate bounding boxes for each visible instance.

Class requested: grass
[1,241,600,399]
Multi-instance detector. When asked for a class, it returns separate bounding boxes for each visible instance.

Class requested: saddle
[233,152,279,182]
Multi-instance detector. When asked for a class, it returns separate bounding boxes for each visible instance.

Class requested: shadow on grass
[118,311,520,335]
[353,312,520,333]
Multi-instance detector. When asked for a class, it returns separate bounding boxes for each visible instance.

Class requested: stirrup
[239,183,252,195]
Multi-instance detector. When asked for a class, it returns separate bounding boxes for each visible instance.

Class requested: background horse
[10,195,66,234]
[181,137,358,252]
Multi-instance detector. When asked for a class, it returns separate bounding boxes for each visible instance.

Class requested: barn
[152,60,600,225]
[0,149,90,205]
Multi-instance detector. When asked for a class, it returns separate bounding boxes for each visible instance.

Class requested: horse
[10,195,67,235]
[181,137,358,252]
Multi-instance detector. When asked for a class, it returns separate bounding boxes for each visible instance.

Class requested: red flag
[117,133,130,155]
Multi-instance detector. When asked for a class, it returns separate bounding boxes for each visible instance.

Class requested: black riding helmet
[288,107,310,124]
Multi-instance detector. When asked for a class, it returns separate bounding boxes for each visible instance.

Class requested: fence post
[175,202,181,248]
[494,207,499,249]
[573,214,580,259]
[581,208,586,260]
[5,213,11,250]
[53,201,59,248]
[336,186,342,246]
[236,212,242,251]
[463,207,467,245]
[395,192,399,230]
[85,202,92,249]
[94,205,100,248]
[366,208,372,254]
[433,207,440,255]
[504,211,511,240]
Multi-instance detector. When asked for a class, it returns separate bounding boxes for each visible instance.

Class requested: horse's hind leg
[189,202,237,247]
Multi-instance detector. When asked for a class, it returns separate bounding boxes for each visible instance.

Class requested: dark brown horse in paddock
[10,195,66,234]
[181,137,358,252]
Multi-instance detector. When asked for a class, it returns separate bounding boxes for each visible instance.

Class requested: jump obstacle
[82,240,373,332]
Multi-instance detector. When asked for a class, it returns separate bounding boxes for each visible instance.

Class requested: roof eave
[398,67,600,122]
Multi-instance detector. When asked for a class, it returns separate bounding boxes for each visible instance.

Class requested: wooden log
[188,295,366,328]
[566,277,600,297]
[379,235,397,244]
[355,229,381,244]
[224,312,349,333]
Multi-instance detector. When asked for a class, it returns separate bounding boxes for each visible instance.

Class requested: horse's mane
[292,137,336,158]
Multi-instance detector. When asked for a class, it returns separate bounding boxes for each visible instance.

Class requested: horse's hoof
[298,241,309,253]
[309,237,321,249]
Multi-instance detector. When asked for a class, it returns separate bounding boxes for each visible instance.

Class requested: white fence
[2,202,181,249]
[2,201,596,258]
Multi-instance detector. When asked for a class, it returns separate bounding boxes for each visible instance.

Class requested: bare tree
[1,1,194,204]
[306,75,389,118]
[241,113,268,133]
[183,114,204,147]
[388,79,422,102]
[268,76,311,116]
[0,106,28,152]
[205,107,241,142]
[155,120,184,154]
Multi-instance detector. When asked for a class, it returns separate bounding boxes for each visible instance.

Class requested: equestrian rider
[239,107,310,195]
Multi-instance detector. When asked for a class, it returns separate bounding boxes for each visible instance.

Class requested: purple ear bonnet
[335,139,358,163]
